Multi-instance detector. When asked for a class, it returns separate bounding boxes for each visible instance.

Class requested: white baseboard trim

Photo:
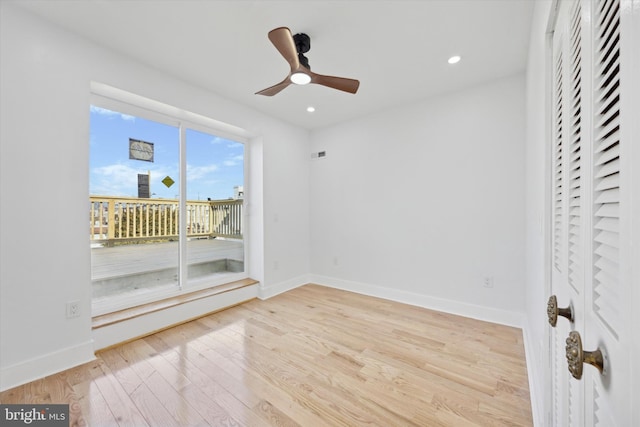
[93,283,259,351]
[308,274,525,328]
[0,340,96,392]
[522,320,544,427]
[258,274,311,300]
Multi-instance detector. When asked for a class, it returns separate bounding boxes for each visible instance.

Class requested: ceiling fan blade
[310,71,360,94]
[268,27,300,71]
[255,75,292,96]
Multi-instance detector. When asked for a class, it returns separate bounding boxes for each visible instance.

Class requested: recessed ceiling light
[307,106,316,113]
[448,55,462,64]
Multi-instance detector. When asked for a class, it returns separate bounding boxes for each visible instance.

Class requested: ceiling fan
[255,27,360,96]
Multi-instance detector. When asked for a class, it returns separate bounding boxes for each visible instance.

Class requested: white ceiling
[13,0,534,130]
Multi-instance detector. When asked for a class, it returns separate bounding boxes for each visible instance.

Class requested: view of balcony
[90,196,244,308]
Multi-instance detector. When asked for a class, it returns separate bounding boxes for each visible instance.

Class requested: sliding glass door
[184,127,245,287]
[89,99,245,315]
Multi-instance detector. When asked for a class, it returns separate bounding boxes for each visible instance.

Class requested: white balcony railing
[90,196,242,245]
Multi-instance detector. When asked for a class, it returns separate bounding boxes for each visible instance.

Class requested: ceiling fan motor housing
[294,33,311,69]
[293,33,311,53]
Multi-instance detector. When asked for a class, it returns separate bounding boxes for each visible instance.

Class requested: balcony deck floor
[91,238,243,280]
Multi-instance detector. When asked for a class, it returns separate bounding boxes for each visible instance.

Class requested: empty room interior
[1,1,639,426]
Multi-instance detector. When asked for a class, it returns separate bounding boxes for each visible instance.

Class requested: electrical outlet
[483,276,494,288]
[66,301,80,318]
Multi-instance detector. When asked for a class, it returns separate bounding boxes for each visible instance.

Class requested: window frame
[90,84,250,315]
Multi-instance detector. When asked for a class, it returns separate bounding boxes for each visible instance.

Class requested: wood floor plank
[161,348,268,427]
[142,370,208,426]
[73,377,118,427]
[23,378,53,403]
[0,384,25,404]
[0,284,533,426]
[253,399,301,427]
[128,380,180,427]
[178,382,241,427]
[98,348,145,396]
[89,361,150,427]
[236,366,330,426]
[177,339,264,410]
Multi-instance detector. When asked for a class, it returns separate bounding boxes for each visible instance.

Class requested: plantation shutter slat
[596,158,621,179]
[554,53,564,271]
[567,0,582,291]
[594,143,620,165]
[595,70,619,105]
[595,202,619,218]
[594,131,619,154]
[595,115,619,143]
[598,0,618,38]
[553,44,565,273]
[597,0,617,35]
[594,230,619,248]
[595,41,619,77]
[592,0,622,338]
[595,188,620,205]
[595,174,619,192]
[599,0,615,21]
[569,177,580,190]
[594,265,619,289]
[594,216,618,233]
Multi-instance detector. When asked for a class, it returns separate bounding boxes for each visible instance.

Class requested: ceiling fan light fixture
[291,72,312,85]
[255,27,359,96]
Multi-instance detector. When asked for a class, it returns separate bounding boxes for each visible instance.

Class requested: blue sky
[90,106,244,200]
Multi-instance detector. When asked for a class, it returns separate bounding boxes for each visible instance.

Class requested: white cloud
[91,163,176,197]
[209,136,245,148]
[187,163,219,180]
[91,164,139,196]
[223,154,244,167]
[90,105,135,121]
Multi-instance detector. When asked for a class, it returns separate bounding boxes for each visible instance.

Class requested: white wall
[309,75,526,325]
[523,2,553,425]
[0,3,310,391]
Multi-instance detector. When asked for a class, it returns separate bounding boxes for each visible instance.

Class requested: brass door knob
[565,331,606,379]
[547,295,573,326]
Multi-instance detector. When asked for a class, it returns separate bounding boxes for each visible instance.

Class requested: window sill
[92,278,258,330]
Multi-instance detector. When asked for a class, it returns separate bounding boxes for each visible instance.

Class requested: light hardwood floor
[0,285,533,426]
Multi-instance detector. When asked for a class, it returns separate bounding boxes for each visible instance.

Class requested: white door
[548,0,635,425]
[550,2,585,424]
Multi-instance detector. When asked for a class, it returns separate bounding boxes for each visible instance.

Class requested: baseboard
[258,274,311,299]
[522,319,544,427]
[308,274,525,328]
[0,340,96,392]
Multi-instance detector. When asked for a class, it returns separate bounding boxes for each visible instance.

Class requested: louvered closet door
[550,2,585,425]
[549,0,634,425]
